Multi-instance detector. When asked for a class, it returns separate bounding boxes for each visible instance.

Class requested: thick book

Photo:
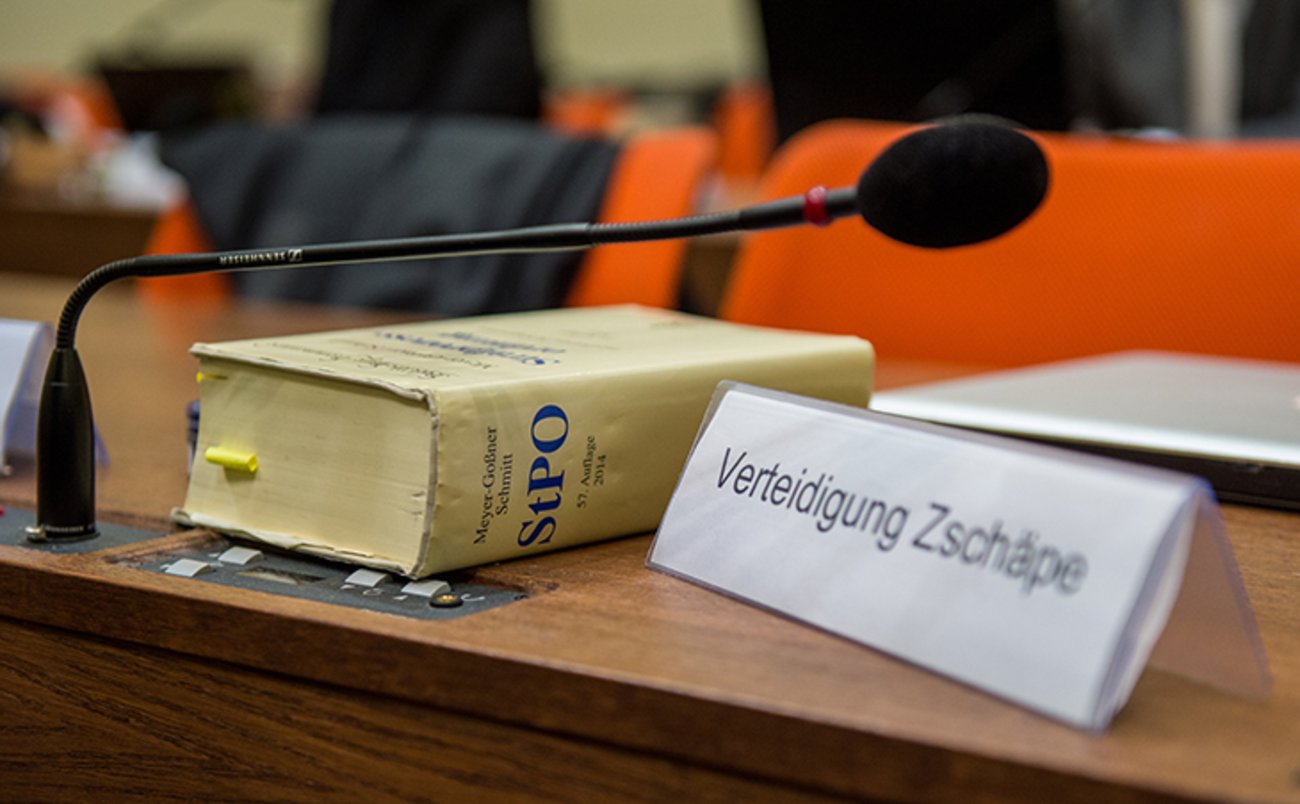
[174,305,874,577]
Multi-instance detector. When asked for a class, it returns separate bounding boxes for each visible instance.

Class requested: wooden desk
[0,190,156,278]
[2,274,1297,801]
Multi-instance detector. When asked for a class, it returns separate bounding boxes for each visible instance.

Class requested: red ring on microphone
[803,185,832,227]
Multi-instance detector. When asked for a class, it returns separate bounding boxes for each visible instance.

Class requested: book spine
[421,348,873,575]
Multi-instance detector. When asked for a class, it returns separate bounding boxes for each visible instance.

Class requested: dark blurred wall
[759,0,1070,142]
[314,0,542,119]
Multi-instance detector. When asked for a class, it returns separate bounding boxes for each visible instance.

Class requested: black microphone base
[24,523,100,544]
[4,507,154,554]
[35,347,99,541]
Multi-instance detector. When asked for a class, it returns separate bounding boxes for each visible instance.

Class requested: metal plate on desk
[1,506,524,619]
[134,537,526,621]
[1,506,162,552]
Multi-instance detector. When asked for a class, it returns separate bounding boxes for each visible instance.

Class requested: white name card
[648,383,1270,731]
[0,319,52,474]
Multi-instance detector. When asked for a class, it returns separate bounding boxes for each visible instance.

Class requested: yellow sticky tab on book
[205,446,258,474]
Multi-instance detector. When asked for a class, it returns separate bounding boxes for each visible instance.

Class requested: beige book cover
[174,305,874,577]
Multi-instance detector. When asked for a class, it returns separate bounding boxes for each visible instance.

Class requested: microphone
[858,119,1050,248]
[27,118,1049,542]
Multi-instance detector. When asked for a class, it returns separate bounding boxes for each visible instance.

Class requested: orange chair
[721,119,1300,366]
[138,198,230,302]
[711,81,776,186]
[565,126,716,307]
[49,77,125,137]
[543,87,630,136]
[141,126,717,310]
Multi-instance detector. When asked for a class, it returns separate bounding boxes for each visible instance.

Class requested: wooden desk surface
[1,274,1297,801]
[0,190,156,278]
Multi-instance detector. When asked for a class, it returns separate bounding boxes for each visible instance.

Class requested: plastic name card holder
[648,383,1271,731]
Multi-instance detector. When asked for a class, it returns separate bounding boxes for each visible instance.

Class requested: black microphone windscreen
[855,120,1049,249]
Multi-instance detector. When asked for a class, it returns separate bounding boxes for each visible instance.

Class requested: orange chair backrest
[142,126,717,310]
[711,81,775,185]
[543,87,629,136]
[565,126,717,308]
[136,198,231,303]
[721,119,1300,366]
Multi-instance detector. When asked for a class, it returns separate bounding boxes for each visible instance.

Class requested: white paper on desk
[0,319,52,473]
[648,383,1270,731]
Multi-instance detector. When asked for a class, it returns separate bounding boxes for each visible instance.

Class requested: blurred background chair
[563,125,715,308]
[140,120,716,313]
[710,80,775,189]
[721,118,1300,366]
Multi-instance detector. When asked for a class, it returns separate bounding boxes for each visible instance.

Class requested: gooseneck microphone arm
[53,187,860,352]
[31,118,1049,543]
[32,186,861,542]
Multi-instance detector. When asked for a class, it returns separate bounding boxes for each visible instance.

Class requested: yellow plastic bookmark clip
[204,446,258,474]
